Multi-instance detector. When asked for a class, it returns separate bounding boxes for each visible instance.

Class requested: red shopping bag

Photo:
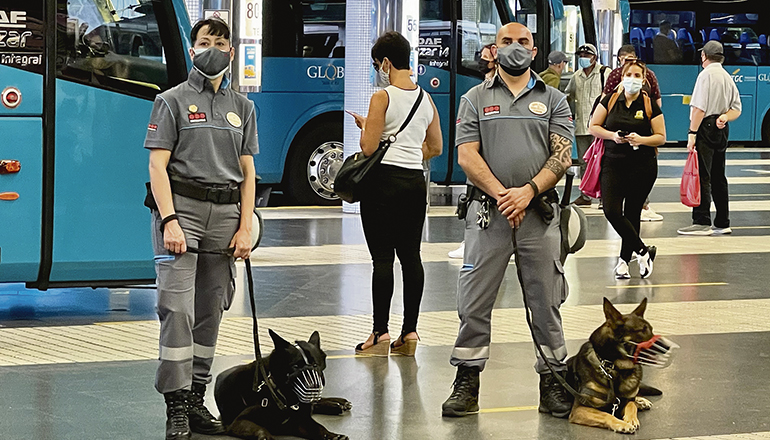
[680,150,701,207]
[579,137,604,199]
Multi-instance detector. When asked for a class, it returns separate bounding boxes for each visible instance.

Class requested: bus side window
[460,0,501,75]
[263,0,345,59]
[55,0,170,94]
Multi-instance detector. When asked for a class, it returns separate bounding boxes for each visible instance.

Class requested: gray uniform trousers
[450,199,569,373]
[151,194,239,394]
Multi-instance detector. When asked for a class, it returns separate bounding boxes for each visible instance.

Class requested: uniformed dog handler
[144,18,258,440]
[442,23,575,418]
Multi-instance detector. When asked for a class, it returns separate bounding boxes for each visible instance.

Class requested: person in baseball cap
[700,40,724,57]
[539,50,569,89]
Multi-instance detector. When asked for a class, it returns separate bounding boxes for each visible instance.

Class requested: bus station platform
[2,148,770,440]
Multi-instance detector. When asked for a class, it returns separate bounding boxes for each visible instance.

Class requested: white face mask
[373,59,391,88]
[623,77,644,94]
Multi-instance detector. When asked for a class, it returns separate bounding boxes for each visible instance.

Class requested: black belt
[170,179,240,204]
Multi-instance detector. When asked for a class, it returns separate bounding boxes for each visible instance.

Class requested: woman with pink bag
[588,60,666,279]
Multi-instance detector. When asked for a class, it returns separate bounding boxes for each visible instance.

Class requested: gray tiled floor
[2,148,770,439]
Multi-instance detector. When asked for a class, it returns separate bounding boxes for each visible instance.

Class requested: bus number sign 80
[245,1,259,19]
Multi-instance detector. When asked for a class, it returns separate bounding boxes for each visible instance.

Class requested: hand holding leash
[163,219,187,254]
[230,228,252,259]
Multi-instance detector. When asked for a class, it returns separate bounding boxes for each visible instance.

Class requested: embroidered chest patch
[635,110,644,120]
[483,105,500,116]
[529,101,548,115]
[188,112,207,123]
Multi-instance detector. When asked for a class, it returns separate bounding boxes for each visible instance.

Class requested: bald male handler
[442,23,575,418]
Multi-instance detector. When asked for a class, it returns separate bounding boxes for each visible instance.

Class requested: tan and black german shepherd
[566,298,657,434]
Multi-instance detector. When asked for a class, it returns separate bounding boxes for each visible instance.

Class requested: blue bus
[0,0,596,287]
[622,0,770,142]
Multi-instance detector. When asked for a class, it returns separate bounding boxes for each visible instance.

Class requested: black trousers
[693,116,730,228]
[360,164,427,336]
[600,154,658,262]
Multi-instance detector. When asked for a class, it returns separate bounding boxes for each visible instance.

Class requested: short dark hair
[190,18,230,43]
[706,54,725,64]
[371,31,411,70]
[618,44,636,57]
[659,20,672,31]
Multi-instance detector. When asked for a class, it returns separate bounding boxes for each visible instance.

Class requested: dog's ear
[632,297,648,317]
[308,331,321,348]
[603,297,623,324]
[269,329,292,349]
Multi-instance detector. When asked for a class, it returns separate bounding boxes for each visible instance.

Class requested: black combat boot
[441,366,480,417]
[538,371,573,418]
[187,382,226,435]
[164,390,191,440]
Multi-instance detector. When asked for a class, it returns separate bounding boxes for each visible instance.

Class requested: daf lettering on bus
[307,64,345,81]
[0,10,27,28]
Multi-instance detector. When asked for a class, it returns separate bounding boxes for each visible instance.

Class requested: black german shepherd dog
[566,298,658,434]
[215,330,351,440]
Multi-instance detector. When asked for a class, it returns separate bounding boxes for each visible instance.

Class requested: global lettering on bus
[306,64,344,81]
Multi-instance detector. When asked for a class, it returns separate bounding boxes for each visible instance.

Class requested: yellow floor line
[606,282,728,289]
[327,354,359,360]
[479,405,539,414]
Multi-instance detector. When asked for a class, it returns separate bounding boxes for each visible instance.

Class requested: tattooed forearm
[544,133,573,178]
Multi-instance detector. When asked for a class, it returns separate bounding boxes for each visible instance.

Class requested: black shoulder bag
[333,88,425,203]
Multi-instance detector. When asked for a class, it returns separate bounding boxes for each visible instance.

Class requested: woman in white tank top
[350,31,443,357]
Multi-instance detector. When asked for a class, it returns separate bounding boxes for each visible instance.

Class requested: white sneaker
[640,206,663,222]
[636,246,657,279]
[448,242,465,259]
[712,227,732,235]
[677,225,713,236]
[614,258,630,279]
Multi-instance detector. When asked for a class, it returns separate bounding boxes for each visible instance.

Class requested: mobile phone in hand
[617,130,630,137]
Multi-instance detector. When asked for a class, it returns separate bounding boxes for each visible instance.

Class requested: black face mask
[478,58,494,75]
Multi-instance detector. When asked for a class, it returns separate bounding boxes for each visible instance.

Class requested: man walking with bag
[677,41,741,236]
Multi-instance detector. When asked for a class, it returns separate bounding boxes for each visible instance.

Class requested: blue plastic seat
[710,29,720,41]
[760,34,767,46]
[700,29,707,43]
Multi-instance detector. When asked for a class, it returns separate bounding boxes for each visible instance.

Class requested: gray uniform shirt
[144,69,259,185]
[456,72,574,189]
[690,62,742,118]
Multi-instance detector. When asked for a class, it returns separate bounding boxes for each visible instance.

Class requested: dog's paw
[634,396,652,411]
[314,397,353,415]
[610,419,637,434]
[623,414,640,431]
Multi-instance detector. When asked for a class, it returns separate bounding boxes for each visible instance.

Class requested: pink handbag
[579,137,604,199]
[680,150,701,207]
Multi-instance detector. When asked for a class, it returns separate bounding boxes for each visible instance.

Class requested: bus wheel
[286,124,344,205]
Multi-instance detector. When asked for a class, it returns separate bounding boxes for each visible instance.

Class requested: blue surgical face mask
[578,56,593,70]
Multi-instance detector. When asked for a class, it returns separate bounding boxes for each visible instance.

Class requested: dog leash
[186,246,288,411]
[508,175,599,409]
